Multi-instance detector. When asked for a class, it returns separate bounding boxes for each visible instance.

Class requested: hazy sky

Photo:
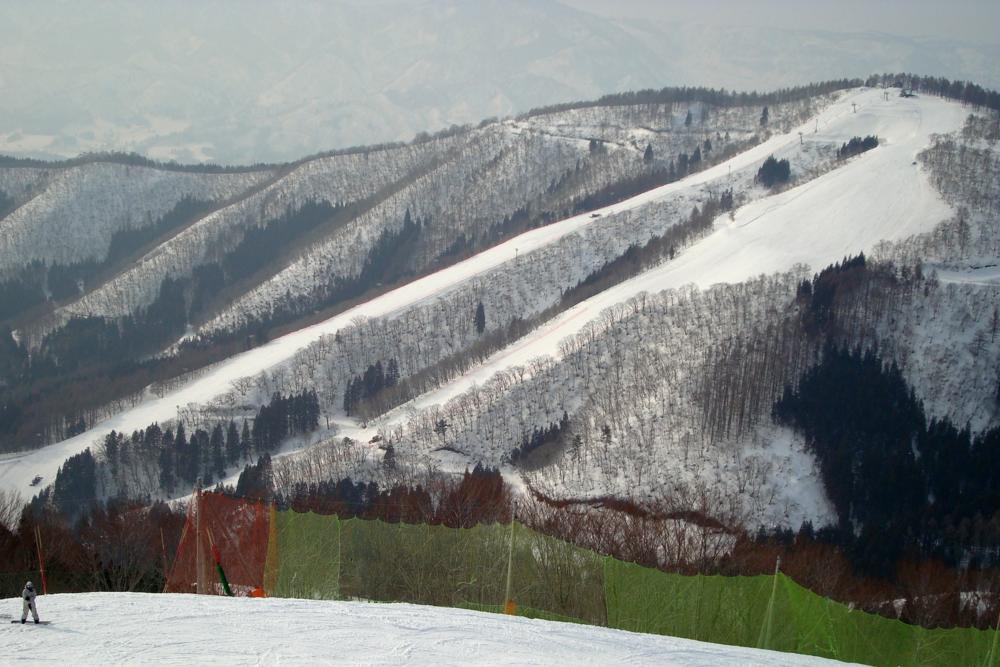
[562,0,1000,45]
[1,0,996,164]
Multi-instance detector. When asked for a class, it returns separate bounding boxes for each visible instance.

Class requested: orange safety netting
[165,491,270,595]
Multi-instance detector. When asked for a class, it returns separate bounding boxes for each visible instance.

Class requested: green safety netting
[336,519,606,624]
[508,524,605,625]
[263,516,605,624]
[339,518,509,608]
[264,510,341,600]
[181,494,1000,667]
[776,574,999,667]
[603,558,1000,667]
[459,602,590,625]
[604,559,776,648]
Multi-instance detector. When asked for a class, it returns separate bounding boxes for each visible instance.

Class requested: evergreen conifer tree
[240,419,252,462]
[225,420,240,465]
[474,301,486,334]
[173,423,189,484]
[211,423,225,478]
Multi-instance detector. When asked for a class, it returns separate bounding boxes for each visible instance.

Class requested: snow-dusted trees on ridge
[368,252,999,532]
[0,163,272,278]
[56,134,466,324]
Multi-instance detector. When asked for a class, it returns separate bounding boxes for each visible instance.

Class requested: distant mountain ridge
[1,0,997,164]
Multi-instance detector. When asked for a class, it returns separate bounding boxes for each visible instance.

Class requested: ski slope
[372,88,967,419]
[0,592,858,666]
[0,87,966,497]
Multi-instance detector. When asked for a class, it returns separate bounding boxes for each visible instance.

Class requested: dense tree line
[211,209,426,348]
[28,389,320,505]
[571,166,674,213]
[233,461,509,529]
[0,198,212,324]
[220,201,338,287]
[0,201,337,451]
[0,150,273,173]
[157,200,341,329]
[0,322,253,453]
[866,73,1000,113]
[343,359,400,415]
[0,495,184,596]
[509,413,569,465]
[5,470,997,630]
[0,262,46,321]
[251,390,321,454]
[521,79,864,119]
[774,343,1000,577]
[796,253,869,335]
[30,448,98,518]
[159,390,317,492]
[0,189,12,217]
[756,155,791,187]
[0,199,222,449]
[837,135,879,160]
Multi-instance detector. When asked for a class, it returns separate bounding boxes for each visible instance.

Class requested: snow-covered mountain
[0,164,273,276]
[6,88,819,346]
[1,79,998,584]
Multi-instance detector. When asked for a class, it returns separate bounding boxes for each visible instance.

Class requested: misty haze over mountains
[2,0,997,164]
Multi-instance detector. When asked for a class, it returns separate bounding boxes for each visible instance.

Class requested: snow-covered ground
[0,592,857,666]
[0,87,967,498]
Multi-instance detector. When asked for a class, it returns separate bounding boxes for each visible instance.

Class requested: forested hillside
[0,82,841,451]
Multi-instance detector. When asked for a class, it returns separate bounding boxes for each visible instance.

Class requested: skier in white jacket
[20,581,39,624]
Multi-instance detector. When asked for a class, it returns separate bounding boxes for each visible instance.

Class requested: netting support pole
[504,501,517,614]
[757,555,781,651]
[34,526,47,595]
[987,603,1000,667]
[160,528,170,593]
[336,515,343,600]
[195,480,206,595]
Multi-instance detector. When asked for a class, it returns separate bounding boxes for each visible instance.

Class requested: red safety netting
[165,491,270,595]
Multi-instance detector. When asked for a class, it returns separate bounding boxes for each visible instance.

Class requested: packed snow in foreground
[0,592,859,666]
